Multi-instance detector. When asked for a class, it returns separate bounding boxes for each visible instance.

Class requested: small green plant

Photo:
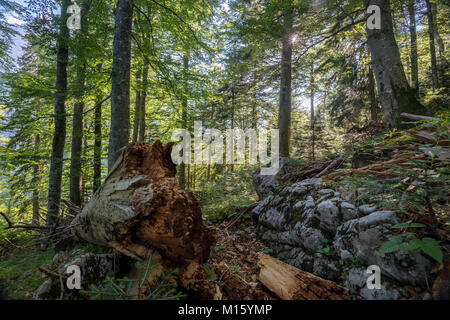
[317,238,335,256]
[384,128,399,139]
[379,234,443,264]
[204,263,217,281]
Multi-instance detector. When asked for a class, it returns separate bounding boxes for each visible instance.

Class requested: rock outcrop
[252,177,433,299]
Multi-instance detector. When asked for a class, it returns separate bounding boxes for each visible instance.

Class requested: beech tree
[46,0,70,230]
[108,0,134,171]
[365,0,427,128]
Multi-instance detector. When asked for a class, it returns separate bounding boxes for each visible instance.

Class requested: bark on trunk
[430,2,444,58]
[132,68,141,143]
[138,64,148,142]
[407,0,419,92]
[425,0,440,90]
[178,54,189,189]
[366,0,427,128]
[278,8,293,157]
[310,66,315,161]
[46,0,70,229]
[368,64,379,123]
[108,0,134,172]
[93,65,103,193]
[71,141,215,294]
[69,0,90,210]
[257,253,350,300]
[32,134,40,226]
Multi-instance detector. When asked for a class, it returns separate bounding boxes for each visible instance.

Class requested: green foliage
[194,168,257,223]
[379,234,443,265]
[204,263,217,281]
[81,255,185,300]
[317,238,335,256]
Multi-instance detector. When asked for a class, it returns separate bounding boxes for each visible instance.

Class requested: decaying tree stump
[257,253,350,300]
[70,141,216,297]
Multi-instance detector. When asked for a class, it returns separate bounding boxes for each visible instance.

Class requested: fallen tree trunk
[257,253,350,300]
[70,141,216,297]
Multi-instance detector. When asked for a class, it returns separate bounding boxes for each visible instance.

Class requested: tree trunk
[46,0,70,230]
[69,0,90,211]
[93,64,103,193]
[310,66,315,161]
[108,0,134,172]
[278,8,293,157]
[178,54,189,189]
[425,0,439,90]
[430,1,444,58]
[257,253,350,300]
[365,0,427,128]
[368,64,379,123]
[70,141,216,297]
[138,63,148,142]
[132,68,141,143]
[407,0,419,93]
[32,134,40,226]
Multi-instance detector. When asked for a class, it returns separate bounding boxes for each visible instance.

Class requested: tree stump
[70,141,216,297]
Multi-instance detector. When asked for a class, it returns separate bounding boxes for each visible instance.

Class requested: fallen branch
[400,113,437,122]
[314,157,345,178]
[323,152,426,181]
[225,202,258,230]
[37,266,68,280]
[0,212,48,230]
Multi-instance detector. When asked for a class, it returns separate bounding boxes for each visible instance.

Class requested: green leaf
[420,238,443,264]
[379,236,403,254]
[408,238,422,251]
[391,222,426,229]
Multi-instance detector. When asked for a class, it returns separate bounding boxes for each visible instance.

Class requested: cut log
[257,253,350,300]
[70,141,216,297]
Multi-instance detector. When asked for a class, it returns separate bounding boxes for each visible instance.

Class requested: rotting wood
[70,141,216,297]
[257,253,350,300]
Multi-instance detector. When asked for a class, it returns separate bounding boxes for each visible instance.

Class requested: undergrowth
[194,168,257,223]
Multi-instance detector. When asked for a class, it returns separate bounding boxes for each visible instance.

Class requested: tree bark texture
[366,0,427,128]
[46,0,70,229]
[108,0,134,172]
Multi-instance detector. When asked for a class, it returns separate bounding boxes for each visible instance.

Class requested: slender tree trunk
[230,84,235,172]
[138,63,148,142]
[32,134,40,226]
[310,66,315,162]
[108,0,134,172]
[365,0,426,128]
[69,0,90,210]
[46,0,70,230]
[407,0,419,92]
[425,0,439,90]
[278,8,293,157]
[132,69,141,143]
[368,64,379,123]
[93,64,103,193]
[430,2,444,58]
[179,54,189,189]
[187,162,190,190]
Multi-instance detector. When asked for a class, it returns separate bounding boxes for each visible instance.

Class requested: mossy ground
[0,237,107,299]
